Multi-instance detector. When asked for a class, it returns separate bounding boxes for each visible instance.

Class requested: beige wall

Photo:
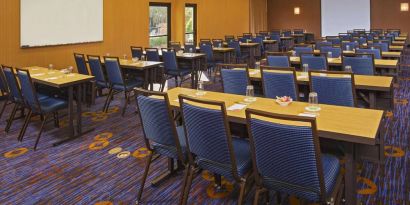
[0,0,250,69]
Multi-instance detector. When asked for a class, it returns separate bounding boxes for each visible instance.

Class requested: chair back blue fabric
[243,33,253,39]
[221,69,248,95]
[169,42,182,52]
[354,37,367,45]
[342,55,374,75]
[282,30,292,37]
[162,50,179,72]
[300,54,328,70]
[341,41,359,51]
[184,44,197,53]
[145,48,161,62]
[356,48,381,59]
[199,40,212,47]
[212,39,224,48]
[339,34,351,41]
[131,47,143,59]
[16,70,40,111]
[200,44,214,64]
[370,42,389,52]
[252,37,264,52]
[293,29,304,35]
[74,53,89,75]
[315,41,332,50]
[326,37,341,45]
[247,111,323,201]
[238,37,248,43]
[87,55,107,84]
[294,47,313,56]
[181,99,232,165]
[228,41,242,57]
[137,94,177,146]
[267,56,290,67]
[225,36,235,43]
[270,34,281,41]
[320,47,341,58]
[261,68,298,100]
[0,68,7,94]
[104,57,124,85]
[2,67,23,102]
[310,72,355,107]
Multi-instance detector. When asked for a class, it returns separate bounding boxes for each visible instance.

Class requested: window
[149,3,171,48]
[185,4,197,44]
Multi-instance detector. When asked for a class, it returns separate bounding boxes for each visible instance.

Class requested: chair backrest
[243,33,253,39]
[135,88,184,161]
[1,66,23,102]
[225,35,235,43]
[342,53,375,75]
[282,30,292,37]
[16,69,41,112]
[184,44,197,53]
[103,56,125,85]
[370,42,389,52]
[270,34,281,41]
[315,41,332,50]
[0,65,7,95]
[199,39,212,47]
[293,29,304,35]
[356,48,381,59]
[271,29,281,35]
[300,53,328,71]
[212,39,223,48]
[161,49,179,71]
[309,71,356,107]
[294,46,313,56]
[353,37,367,45]
[266,56,290,67]
[339,33,352,41]
[221,68,249,95]
[246,109,326,202]
[260,66,298,100]
[326,36,341,45]
[341,41,359,51]
[228,41,242,56]
[320,46,342,58]
[74,53,89,75]
[169,42,182,52]
[179,95,239,178]
[87,55,107,83]
[200,44,214,63]
[145,48,161,61]
[130,46,143,59]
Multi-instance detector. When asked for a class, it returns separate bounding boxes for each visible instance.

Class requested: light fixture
[294,7,300,15]
[401,3,409,11]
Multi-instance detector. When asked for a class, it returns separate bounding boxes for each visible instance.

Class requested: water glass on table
[195,81,206,96]
[244,85,256,103]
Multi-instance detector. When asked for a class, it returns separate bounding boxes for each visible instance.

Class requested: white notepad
[227,104,247,111]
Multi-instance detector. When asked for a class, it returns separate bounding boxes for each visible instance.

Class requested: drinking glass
[196,81,206,96]
[327,51,333,58]
[219,43,222,48]
[255,62,261,70]
[189,48,193,53]
[346,45,350,51]
[244,85,256,102]
[132,57,139,63]
[123,54,127,60]
[308,92,320,113]
[141,55,146,61]
[301,64,309,77]
[48,64,54,71]
[344,65,352,73]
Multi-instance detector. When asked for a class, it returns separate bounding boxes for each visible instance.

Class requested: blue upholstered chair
[169,42,182,52]
[341,41,359,51]
[300,53,328,71]
[342,54,375,75]
[320,46,342,58]
[178,95,252,205]
[0,66,8,116]
[144,48,161,62]
[221,68,249,95]
[315,41,332,50]
[294,46,313,56]
[135,88,187,204]
[228,40,250,64]
[293,29,304,35]
[131,46,143,59]
[267,55,290,67]
[369,42,389,52]
[103,56,144,116]
[243,33,253,39]
[326,36,341,45]
[199,39,212,47]
[339,33,352,41]
[282,30,292,37]
[16,68,68,150]
[200,44,220,78]
[260,66,298,100]
[354,37,367,45]
[252,36,265,56]
[225,35,235,44]
[161,49,191,87]
[212,39,224,48]
[309,71,356,107]
[356,48,382,59]
[269,34,281,42]
[245,109,343,204]
[87,55,109,96]
[74,53,89,75]
[184,44,197,53]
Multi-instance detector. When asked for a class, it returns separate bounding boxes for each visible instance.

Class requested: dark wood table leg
[344,142,358,205]
[369,91,376,109]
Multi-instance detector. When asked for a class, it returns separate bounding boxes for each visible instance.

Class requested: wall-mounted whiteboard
[321,0,370,37]
[21,0,103,47]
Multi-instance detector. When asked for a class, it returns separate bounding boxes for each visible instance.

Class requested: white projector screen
[321,0,370,37]
[21,0,103,47]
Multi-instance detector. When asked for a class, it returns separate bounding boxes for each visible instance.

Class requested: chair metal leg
[34,114,48,150]
[178,165,190,205]
[103,88,114,112]
[136,153,153,204]
[237,180,246,205]
[180,166,195,205]
[253,187,263,205]
[53,112,59,128]
[5,104,18,133]
[102,88,113,112]
[121,91,130,117]
[0,99,8,120]
[18,110,32,142]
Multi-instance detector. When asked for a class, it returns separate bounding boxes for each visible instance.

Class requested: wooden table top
[176,52,206,59]
[389,45,404,51]
[239,42,260,47]
[22,66,94,88]
[311,49,401,58]
[212,47,235,52]
[263,40,277,44]
[243,68,393,92]
[392,41,405,46]
[100,59,163,70]
[288,56,398,69]
[395,36,407,41]
[166,87,382,145]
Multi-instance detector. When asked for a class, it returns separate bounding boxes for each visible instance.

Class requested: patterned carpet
[1,66,410,204]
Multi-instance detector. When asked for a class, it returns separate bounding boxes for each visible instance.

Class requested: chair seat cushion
[196,137,252,179]
[152,126,187,160]
[112,79,143,91]
[38,97,68,113]
[96,81,109,88]
[166,69,191,77]
[262,154,340,202]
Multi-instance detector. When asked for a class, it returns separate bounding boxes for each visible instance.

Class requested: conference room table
[242,68,393,109]
[166,87,384,205]
[310,49,401,59]
[239,42,260,67]
[175,53,206,89]
[100,59,163,91]
[22,66,95,145]
[389,45,404,51]
[212,47,235,64]
[395,36,407,41]
[262,40,278,52]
